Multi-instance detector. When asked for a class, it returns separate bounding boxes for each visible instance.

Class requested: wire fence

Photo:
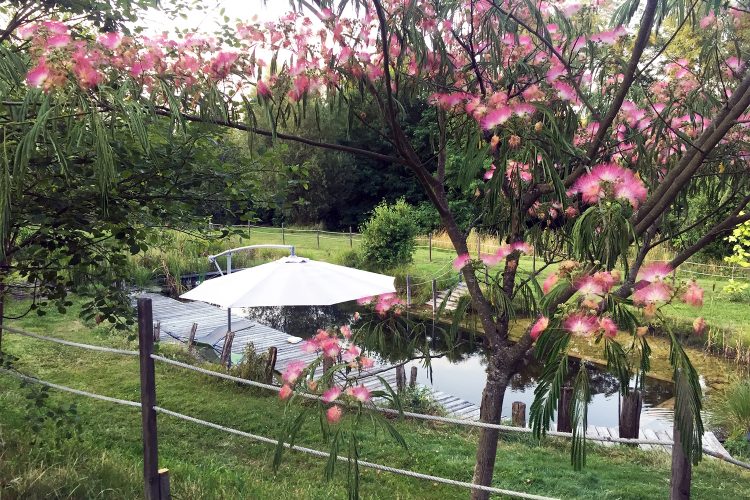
[0,317,562,500]
[2,321,749,475]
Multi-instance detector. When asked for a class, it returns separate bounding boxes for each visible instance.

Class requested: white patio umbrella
[180,254,396,308]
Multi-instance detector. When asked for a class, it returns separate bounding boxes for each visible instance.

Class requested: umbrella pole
[227,254,232,333]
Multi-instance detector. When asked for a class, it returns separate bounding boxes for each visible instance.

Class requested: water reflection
[239,304,675,430]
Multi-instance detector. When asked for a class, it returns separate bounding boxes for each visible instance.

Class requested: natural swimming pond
[241,303,675,430]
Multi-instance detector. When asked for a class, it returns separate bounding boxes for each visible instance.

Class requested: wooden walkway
[136,292,730,457]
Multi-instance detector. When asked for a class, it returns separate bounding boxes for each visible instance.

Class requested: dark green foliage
[360,200,418,270]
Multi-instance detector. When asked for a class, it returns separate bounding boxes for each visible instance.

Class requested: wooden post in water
[670,419,692,499]
[187,323,198,355]
[557,386,573,433]
[220,331,235,369]
[512,402,526,427]
[619,390,642,439]
[153,321,161,343]
[395,365,406,392]
[264,346,277,384]
[137,298,161,500]
[409,366,417,388]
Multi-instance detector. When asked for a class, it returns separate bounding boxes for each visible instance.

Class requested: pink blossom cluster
[279,322,376,424]
[357,293,404,316]
[569,162,648,209]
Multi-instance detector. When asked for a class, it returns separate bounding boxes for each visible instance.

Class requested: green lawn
[1,299,750,499]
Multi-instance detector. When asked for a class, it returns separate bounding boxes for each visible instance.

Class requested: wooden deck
[136,292,730,457]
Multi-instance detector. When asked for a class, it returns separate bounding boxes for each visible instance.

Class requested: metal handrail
[208,244,295,275]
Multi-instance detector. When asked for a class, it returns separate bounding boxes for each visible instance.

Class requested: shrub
[720,280,750,303]
[390,385,447,416]
[360,199,418,270]
[708,379,750,442]
[231,344,274,384]
[335,248,363,268]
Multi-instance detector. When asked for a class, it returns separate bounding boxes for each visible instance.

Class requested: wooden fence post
[317,230,320,249]
[281,223,285,245]
[557,386,573,433]
[395,365,406,392]
[187,323,197,355]
[670,419,692,499]
[428,232,432,262]
[512,401,526,427]
[220,331,235,369]
[323,356,334,374]
[409,366,417,388]
[153,321,161,343]
[137,298,161,500]
[619,390,642,439]
[349,226,353,247]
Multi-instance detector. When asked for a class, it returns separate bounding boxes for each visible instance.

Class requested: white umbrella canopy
[179,255,396,308]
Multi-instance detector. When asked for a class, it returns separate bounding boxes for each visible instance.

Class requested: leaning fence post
[138,298,161,500]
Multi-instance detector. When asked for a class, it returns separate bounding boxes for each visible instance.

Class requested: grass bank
[1,298,750,499]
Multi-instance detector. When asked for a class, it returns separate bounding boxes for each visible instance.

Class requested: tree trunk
[470,355,510,500]
[0,281,4,354]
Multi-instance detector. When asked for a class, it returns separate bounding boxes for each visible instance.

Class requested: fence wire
[154,405,559,500]
[4,325,750,471]
[1,325,139,356]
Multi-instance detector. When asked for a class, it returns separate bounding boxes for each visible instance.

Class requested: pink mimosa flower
[483,164,496,180]
[481,106,512,130]
[682,281,704,307]
[300,339,319,353]
[322,386,342,403]
[592,271,618,292]
[359,356,375,369]
[282,360,307,384]
[315,329,330,343]
[637,262,673,283]
[356,296,373,305]
[26,59,49,88]
[97,32,123,50]
[693,317,706,335]
[342,344,361,363]
[326,405,343,423]
[598,317,618,338]
[279,384,293,400]
[321,338,341,358]
[563,313,598,337]
[576,276,604,299]
[530,316,549,340]
[347,385,371,403]
[699,13,715,29]
[633,281,672,305]
[453,253,471,270]
[340,324,352,338]
[542,273,559,294]
[46,33,70,48]
[512,241,532,254]
[256,80,272,97]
